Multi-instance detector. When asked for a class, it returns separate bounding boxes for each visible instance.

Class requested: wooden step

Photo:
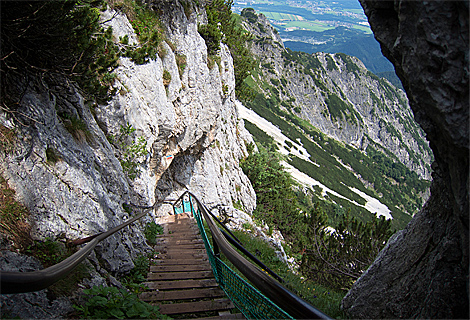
[140,288,226,302]
[156,213,192,223]
[143,278,219,290]
[165,221,195,227]
[155,244,206,251]
[157,241,205,247]
[156,239,202,245]
[157,238,204,245]
[154,299,234,315]
[141,212,241,318]
[147,270,214,281]
[152,258,210,266]
[156,252,207,260]
[196,313,245,319]
[166,220,197,225]
[157,234,201,240]
[157,249,207,256]
[167,226,199,232]
[150,264,213,272]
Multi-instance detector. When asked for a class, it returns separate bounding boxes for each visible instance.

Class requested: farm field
[233,0,370,33]
[233,0,393,75]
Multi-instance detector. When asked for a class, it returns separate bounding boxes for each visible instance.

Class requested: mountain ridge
[237,8,432,229]
[240,8,432,179]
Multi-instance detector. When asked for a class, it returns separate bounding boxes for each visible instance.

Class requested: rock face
[341,1,469,318]
[0,251,74,318]
[0,1,255,317]
[240,10,433,180]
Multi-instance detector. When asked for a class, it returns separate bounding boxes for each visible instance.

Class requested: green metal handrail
[172,191,330,320]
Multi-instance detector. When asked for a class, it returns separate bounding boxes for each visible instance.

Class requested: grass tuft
[0,176,32,250]
[0,124,16,154]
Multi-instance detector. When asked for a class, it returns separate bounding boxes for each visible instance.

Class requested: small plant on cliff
[108,124,148,180]
[60,113,93,143]
[122,255,150,285]
[175,54,187,77]
[181,1,193,19]
[121,1,168,64]
[46,147,61,164]
[24,238,71,267]
[163,69,172,86]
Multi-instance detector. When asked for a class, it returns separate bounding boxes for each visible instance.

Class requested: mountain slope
[237,9,432,230]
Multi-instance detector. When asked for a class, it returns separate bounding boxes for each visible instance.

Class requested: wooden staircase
[140,212,244,319]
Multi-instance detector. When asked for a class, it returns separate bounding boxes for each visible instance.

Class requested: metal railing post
[189,195,194,217]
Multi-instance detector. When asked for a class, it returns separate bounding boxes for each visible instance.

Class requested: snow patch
[237,101,392,220]
[282,162,392,220]
[237,101,316,165]
[349,187,393,220]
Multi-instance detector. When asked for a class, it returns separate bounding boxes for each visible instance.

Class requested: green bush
[240,8,257,23]
[163,69,171,86]
[73,285,170,319]
[122,255,150,285]
[240,143,395,292]
[144,221,164,245]
[1,1,120,104]
[108,124,148,180]
[223,229,346,318]
[335,52,360,73]
[243,120,274,148]
[325,55,338,71]
[240,145,300,241]
[300,203,392,291]
[124,2,167,64]
[198,21,223,55]
[24,238,70,267]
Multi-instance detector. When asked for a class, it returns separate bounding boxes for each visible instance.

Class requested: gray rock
[341,1,469,318]
[0,76,150,267]
[0,251,74,319]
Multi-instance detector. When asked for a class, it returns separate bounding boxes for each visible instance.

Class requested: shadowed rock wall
[342,1,468,318]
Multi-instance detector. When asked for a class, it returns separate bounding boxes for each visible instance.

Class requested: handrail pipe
[177,191,330,320]
[1,208,149,294]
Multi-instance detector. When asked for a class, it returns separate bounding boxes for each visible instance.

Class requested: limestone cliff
[0,1,255,317]
[341,1,469,318]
